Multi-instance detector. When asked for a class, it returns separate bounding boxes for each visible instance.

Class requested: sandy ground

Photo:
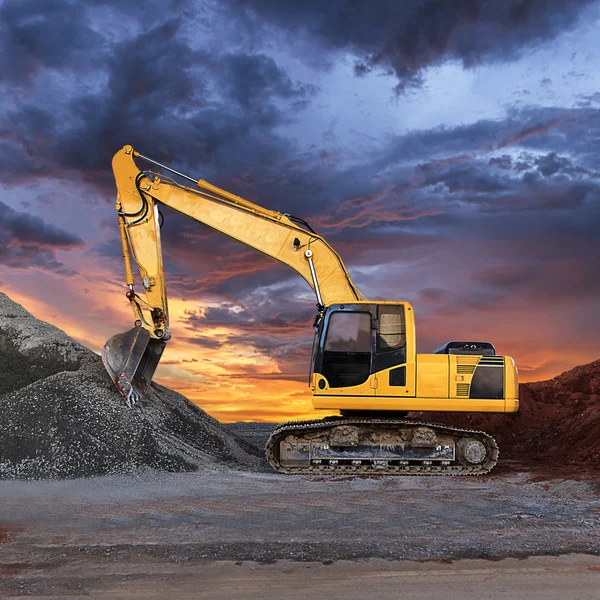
[1,461,599,597]
[2,555,600,599]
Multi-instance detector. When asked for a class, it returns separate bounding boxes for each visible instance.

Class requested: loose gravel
[0,293,261,479]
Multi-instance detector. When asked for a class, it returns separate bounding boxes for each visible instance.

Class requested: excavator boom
[103,145,364,403]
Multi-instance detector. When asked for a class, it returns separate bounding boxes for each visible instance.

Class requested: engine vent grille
[457,356,479,364]
[457,364,476,374]
[456,383,470,397]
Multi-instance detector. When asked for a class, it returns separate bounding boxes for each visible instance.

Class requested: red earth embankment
[413,360,600,466]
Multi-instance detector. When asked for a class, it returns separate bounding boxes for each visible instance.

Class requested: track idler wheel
[457,437,488,465]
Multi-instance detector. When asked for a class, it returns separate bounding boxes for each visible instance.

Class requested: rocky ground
[1,464,599,596]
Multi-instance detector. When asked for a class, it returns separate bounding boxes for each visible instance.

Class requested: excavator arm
[103,145,365,405]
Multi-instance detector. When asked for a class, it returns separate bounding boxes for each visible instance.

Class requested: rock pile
[0,293,261,479]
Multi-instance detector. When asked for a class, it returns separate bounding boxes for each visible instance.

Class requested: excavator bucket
[101,327,167,407]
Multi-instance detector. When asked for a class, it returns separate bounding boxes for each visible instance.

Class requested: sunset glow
[2,1,600,422]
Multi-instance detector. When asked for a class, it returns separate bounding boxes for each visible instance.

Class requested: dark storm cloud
[488,155,513,170]
[2,0,600,335]
[182,336,224,350]
[161,232,290,298]
[377,105,594,167]
[413,152,599,213]
[217,53,317,110]
[488,150,591,181]
[471,266,536,289]
[416,161,509,194]
[427,254,600,321]
[576,92,600,107]
[2,0,591,206]
[226,0,595,91]
[0,200,84,274]
[288,105,600,234]
[183,295,315,337]
[418,288,446,304]
[0,3,317,191]
[411,190,600,318]
[2,0,597,234]
[0,201,82,247]
[533,152,575,177]
[134,100,600,305]
[0,0,104,85]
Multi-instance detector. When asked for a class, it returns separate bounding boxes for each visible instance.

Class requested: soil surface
[1,463,599,596]
[2,555,600,599]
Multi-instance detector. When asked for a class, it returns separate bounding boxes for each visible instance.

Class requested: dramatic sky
[1,0,600,422]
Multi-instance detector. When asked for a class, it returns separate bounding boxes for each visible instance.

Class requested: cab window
[378,306,405,350]
[325,312,371,352]
[321,311,371,388]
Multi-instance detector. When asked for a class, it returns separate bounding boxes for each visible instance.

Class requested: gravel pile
[0,293,262,479]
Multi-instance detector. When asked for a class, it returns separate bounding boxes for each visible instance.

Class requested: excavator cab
[311,302,415,407]
[310,301,519,416]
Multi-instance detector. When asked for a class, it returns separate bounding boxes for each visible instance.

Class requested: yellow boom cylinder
[117,210,135,287]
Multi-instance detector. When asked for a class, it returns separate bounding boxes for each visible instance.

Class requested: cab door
[373,304,416,397]
[313,308,377,397]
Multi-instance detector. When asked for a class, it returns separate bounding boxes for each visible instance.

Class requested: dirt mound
[412,360,600,466]
[0,293,262,479]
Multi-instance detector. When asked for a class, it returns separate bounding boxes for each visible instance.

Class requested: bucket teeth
[118,377,142,408]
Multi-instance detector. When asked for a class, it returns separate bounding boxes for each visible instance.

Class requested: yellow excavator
[103,145,519,475]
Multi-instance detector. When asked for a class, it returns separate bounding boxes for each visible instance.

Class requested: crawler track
[266,418,498,475]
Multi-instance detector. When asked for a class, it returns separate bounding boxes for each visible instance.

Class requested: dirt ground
[1,461,599,597]
[2,555,600,599]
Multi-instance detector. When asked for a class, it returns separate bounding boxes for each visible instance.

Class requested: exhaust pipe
[102,327,167,407]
